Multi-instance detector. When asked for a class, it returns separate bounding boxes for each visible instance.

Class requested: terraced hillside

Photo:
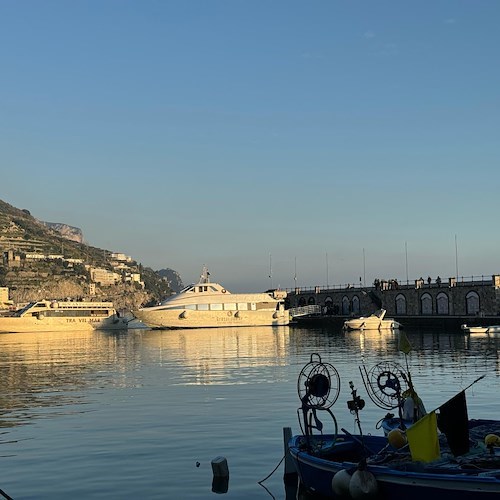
[0,199,172,309]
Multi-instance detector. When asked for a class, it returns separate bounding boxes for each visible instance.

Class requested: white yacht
[0,300,130,333]
[133,267,290,329]
[343,309,401,331]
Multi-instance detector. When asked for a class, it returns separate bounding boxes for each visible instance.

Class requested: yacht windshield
[15,302,37,316]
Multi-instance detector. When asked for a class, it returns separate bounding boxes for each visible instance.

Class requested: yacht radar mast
[200,266,210,284]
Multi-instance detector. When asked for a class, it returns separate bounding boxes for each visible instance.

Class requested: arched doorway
[324,296,333,314]
[421,293,432,314]
[436,292,449,315]
[342,296,350,315]
[395,294,407,314]
[465,291,480,315]
[352,295,360,315]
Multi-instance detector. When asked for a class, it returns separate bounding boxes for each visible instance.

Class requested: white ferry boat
[0,300,130,333]
[133,267,290,329]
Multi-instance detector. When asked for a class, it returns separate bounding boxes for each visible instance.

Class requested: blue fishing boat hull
[289,433,500,499]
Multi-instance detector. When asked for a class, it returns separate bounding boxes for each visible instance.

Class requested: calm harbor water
[0,325,499,499]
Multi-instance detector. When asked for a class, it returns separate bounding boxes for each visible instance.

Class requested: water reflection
[0,330,142,427]
[0,326,498,499]
[1,327,499,425]
[137,326,291,385]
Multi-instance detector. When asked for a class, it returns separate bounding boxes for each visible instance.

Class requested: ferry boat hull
[0,301,129,333]
[0,317,129,333]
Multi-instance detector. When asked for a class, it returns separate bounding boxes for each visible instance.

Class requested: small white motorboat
[343,309,401,331]
[461,324,500,335]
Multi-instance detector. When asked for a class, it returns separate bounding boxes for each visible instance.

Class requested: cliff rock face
[41,222,84,243]
[157,268,183,292]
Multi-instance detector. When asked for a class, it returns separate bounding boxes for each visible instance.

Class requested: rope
[0,488,13,500]
[257,454,285,484]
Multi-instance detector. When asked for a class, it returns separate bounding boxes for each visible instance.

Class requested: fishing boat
[343,309,401,331]
[288,354,500,499]
[0,300,130,332]
[133,267,289,329]
[461,324,500,335]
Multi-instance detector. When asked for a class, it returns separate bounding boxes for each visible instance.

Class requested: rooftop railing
[286,275,495,294]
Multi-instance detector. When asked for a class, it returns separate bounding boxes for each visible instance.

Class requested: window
[465,291,480,315]
[395,294,407,314]
[436,292,449,315]
[352,296,360,314]
[197,304,209,310]
[210,303,223,310]
[224,303,237,311]
[237,303,248,310]
[421,293,432,315]
[342,296,350,315]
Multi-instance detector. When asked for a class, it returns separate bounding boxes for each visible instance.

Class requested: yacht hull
[133,309,290,329]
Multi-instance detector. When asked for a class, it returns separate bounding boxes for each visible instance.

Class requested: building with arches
[286,275,500,328]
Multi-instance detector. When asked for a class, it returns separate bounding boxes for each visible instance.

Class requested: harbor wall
[285,275,500,328]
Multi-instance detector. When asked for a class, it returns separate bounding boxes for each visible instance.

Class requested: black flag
[437,391,470,456]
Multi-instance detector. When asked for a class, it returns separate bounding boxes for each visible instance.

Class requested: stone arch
[352,295,360,314]
[298,296,306,307]
[421,293,432,314]
[395,294,407,314]
[465,291,480,315]
[308,296,316,305]
[342,296,350,315]
[436,292,449,315]
[324,296,333,314]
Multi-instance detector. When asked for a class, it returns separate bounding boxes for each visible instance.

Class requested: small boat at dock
[461,324,500,334]
[343,308,401,331]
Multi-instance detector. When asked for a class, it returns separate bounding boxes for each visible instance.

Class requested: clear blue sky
[2,1,499,292]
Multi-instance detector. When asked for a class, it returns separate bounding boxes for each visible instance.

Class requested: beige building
[0,287,13,309]
[90,268,121,286]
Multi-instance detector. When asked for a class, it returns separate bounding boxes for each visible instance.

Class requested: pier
[285,275,500,329]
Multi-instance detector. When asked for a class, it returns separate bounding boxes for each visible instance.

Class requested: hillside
[0,199,175,310]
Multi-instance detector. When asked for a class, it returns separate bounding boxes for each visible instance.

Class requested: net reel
[359,360,409,411]
[297,353,340,448]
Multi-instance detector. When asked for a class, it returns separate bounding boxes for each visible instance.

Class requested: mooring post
[283,426,296,477]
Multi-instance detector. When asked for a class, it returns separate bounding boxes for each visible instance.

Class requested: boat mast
[200,265,210,284]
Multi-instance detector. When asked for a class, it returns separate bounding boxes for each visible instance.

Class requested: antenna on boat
[268,253,273,289]
[200,265,210,284]
[347,380,366,438]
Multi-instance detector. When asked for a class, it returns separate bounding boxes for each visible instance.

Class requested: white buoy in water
[349,469,379,499]
[331,468,352,497]
[211,456,229,477]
